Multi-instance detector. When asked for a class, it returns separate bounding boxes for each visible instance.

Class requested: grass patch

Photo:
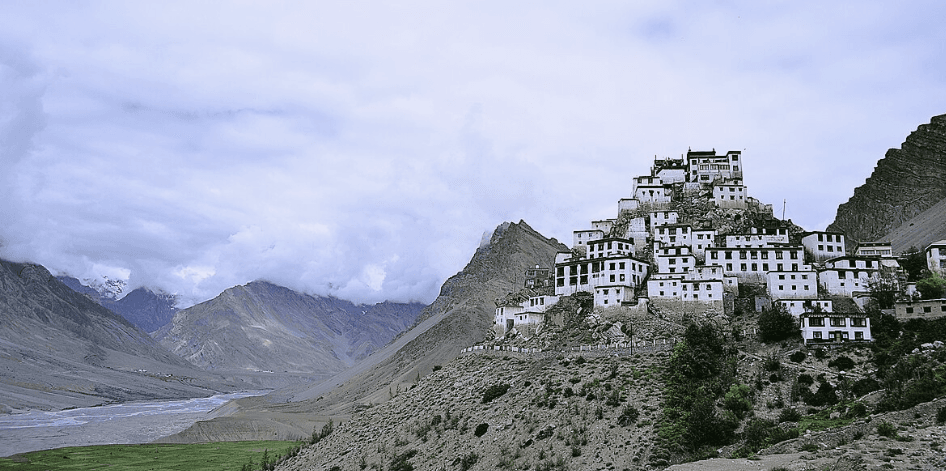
[0,440,301,471]
[796,405,858,432]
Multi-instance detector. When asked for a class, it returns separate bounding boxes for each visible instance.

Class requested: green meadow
[0,440,302,471]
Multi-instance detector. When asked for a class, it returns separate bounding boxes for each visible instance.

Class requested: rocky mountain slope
[58,276,179,333]
[877,196,946,255]
[153,281,425,382]
[0,259,235,412]
[160,220,567,442]
[828,113,946,243]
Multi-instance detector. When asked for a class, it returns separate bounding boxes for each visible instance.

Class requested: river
[0,391,265,457]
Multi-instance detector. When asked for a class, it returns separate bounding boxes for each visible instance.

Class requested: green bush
[797,373,814,386]
[759,306,799,342]
[789,351,806,362]
[723,384,753,420]
[473,423,489,437]
[877,421,898,438]
[828,356,855,371]
[482,384,510,403]
[617,405,640,426]
[938,406,946,424]
[777,407,802,423]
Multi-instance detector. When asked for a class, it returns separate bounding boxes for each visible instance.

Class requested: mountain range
[154,281,424,381]
[0,260,235,412]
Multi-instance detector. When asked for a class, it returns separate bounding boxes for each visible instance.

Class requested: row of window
[807,317,867,327]
[810,331,865,340]
[904,305,946,314]
[709,249,801,260]
[724,262,799,272]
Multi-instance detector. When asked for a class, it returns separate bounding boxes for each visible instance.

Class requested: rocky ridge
[828,114,946,244]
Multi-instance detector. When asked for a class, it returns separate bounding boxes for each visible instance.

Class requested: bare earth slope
[876,196,946,254]
[160,220,566,442]
[0,260,234,412]
[828,113,946,243]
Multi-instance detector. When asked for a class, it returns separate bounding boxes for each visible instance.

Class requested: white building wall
[802,232,847,262]
[767,270,818,299]
[801,315,872,344]
[573,229,604,248]
[927,241,946,275]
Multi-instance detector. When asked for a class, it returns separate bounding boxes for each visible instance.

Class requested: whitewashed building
[654,245,696,274]
[654,224,693,249]
[855,242,893,258]
[573,229,604,248]
[686,149,743,184]
[713,180,748,209]
[554,251,649,304]
[777,299,833,317]
[800,313,871,344]
[767,268,818,300]
[801,232,847,262]
[818,256,881,297]
[927,240,946,275]
[705,246,805,282]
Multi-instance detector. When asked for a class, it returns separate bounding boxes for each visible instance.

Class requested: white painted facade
[767,269,818,299]
[686,150,743,184]
[705,246,805,281]
[618,198,640,213]
[554,252,649,304]
[692,230,717,257]
[818,256,881,297]
[895,298,946,320]
[593,285,634,307]
[713,181,748,209]
[654,224,692,249]
[725,228,790,248]
[573,229,604,248]
[654,246,696,275]
[927,240,946,275]
[650,210,679,227]
[801,232,847,262]
[856,242,893,258]
[777,299,833,317]
[587,238,638,259]
[800,313,872,344]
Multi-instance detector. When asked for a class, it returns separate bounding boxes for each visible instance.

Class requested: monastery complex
[496,149,946,346]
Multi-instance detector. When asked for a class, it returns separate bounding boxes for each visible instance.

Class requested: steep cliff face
[827,114,946,244]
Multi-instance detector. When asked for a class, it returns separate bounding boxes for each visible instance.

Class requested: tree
[758,305,799,342]
[867,268,902,309]
[899,247,928,282]
[916,272,946,300]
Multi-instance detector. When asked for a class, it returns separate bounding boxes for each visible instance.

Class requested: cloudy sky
[1,2,944,307]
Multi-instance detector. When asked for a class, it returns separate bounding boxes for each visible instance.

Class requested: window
[851,318,866,327]
[925,306,933,313]
[813,331,822,339]
[809,317,825,327]
[830,318,846,327]
[741,263,747,271]
[726,263,733,271]
[855,332,863,340]
[776,252,784,260]
[619,262,625,269]
[751,263,758,271]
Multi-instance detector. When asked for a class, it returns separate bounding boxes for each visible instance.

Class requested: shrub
[482,384,510,403]
[723,384,753,420]
[759,306,799,342]
[877,421,898,438]
[828,356,856,371]
[617,405,640,426]
[474,423,489,437]
[563,387,574,398]
[389,449,417,471]
[789,351,806,363]
[814,348,827,359]
[777,407,802,423]
[459,452,479,471]
[797,373,814,386]
[852,377,881,397]
[938,406,946,424]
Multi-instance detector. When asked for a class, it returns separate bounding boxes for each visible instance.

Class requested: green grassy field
[0,440,303,471]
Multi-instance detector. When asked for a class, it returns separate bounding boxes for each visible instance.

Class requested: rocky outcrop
[828,114,946,244]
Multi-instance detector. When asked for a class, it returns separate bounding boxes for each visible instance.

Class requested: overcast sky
[1,1,944,307]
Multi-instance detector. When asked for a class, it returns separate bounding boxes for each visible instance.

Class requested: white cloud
[0,1,944,306]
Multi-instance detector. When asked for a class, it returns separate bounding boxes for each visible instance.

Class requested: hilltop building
[927,240,946,275]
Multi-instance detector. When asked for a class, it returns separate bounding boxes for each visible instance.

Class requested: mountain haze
[58,276,179,333]
[0,260,231,412]
[160,220,567,442]
[828,113,946,243]
[154,281,425,380]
